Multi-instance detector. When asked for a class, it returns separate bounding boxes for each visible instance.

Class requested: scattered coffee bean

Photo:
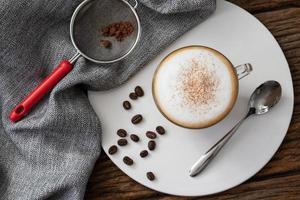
[146,172,155,181]
[134,86,144,97]
[123,156,134,166]
[129,92,138,100]
[123,101,131,110]
[117,129,127,137]
[108,145,118,155]
[131,114,143,124]
[140,150,148,158]
[146,131,157,139]
[118,139,128,146]
[130,134,139,142]
[148,140,156,151]
[156,126,165,135]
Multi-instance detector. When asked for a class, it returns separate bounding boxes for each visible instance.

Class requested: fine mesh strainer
[10,0,141,122]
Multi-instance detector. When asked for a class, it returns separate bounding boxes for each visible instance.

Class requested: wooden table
[85,1,300,199]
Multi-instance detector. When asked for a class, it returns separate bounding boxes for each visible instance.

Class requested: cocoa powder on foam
[178,58,219,108]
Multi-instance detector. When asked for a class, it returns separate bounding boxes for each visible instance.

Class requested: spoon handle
[189,117,247,177]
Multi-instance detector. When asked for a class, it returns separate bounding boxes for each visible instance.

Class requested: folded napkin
[0,0,215,199]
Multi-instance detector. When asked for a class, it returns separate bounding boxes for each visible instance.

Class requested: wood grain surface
[85,1,300,199]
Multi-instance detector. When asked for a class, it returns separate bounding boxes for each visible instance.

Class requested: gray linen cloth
[0,0,215,199]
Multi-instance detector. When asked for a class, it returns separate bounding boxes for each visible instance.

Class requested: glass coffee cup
[152,45,252,129]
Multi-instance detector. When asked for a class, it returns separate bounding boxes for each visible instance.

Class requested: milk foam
[153,47,236,127]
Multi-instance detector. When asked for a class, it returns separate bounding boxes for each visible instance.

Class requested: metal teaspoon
[189,80,282,177]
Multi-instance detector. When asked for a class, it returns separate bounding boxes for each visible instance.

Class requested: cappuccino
[152,46,239,129]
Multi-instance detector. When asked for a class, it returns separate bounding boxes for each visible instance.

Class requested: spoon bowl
[249,80,282,115]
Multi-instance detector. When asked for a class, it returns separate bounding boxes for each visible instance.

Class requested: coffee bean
[146,172,155,181]
[129,92,138,100]
[148,140,156,151]
[134,86,144,97]
[131,114,143,124]
[117,129,127,137]
[108,145,118,155]
[118,139,128,146]
[123,101,131,110]
[140,150,148,158]
[130,134,139,142]
[146,131,157,139]
[123,156,134,166]
[156,126,165,135]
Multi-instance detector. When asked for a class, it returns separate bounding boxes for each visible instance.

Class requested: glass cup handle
[234,63,253,80]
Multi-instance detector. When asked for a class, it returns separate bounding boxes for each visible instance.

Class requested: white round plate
[88,0,294,196]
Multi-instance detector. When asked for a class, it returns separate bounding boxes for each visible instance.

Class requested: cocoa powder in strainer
[101,21,135,41]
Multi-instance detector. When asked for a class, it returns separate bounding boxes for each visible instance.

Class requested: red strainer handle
[9,60,73,122]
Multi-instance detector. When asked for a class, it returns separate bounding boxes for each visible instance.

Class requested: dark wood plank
[85,2,300,200]
[229,0,300,13]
